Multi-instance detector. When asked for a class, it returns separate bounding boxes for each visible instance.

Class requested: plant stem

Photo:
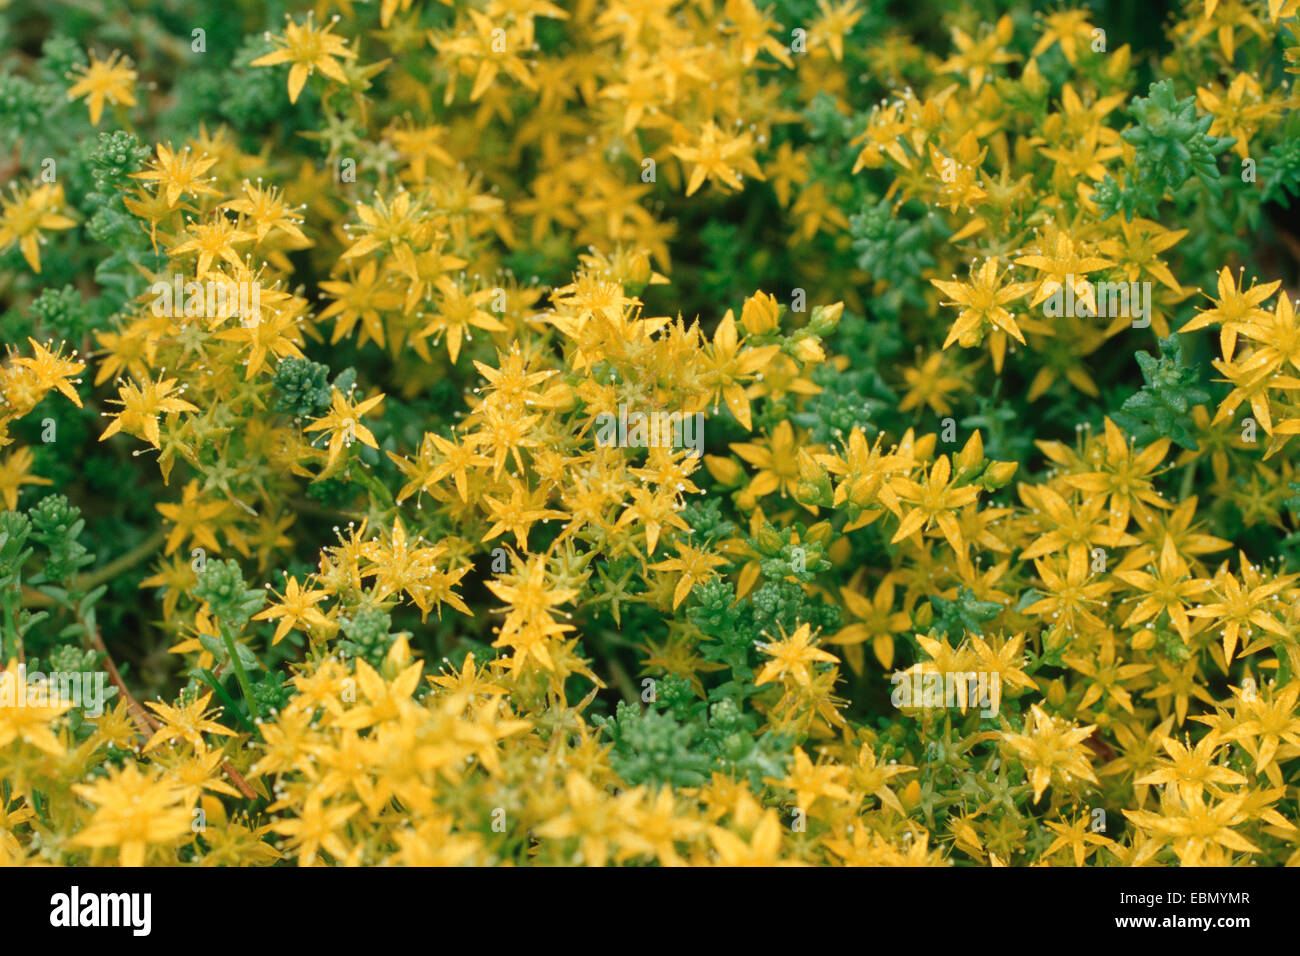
[88,621,257,799]
[1179,461,1197,502]
[22,528,166,608]
[607,654,638,703]
[1,588,19,663]
[220,624,263,722]
[350,461,396,509]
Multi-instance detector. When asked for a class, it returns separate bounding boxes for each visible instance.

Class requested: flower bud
[1047,678,1067,707]
[983,460,1019,488]
[809,301,844,335]
[740,291,781,335]
[792,336,825,364]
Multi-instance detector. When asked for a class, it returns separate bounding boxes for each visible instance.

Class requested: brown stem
[604,651,635,703]
[88,624,257,800]
[1277,228,1300,268]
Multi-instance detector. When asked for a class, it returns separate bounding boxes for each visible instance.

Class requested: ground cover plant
[2,0,1300,867]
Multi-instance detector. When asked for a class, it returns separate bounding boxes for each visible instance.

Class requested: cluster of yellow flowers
[1,341,84,508]
[3,0,1300,867]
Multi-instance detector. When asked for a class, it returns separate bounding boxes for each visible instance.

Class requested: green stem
[22,528,165,608]
[220,624,262,721]
[1178,461,1197,503]
[349,462,396,509]
[196,668,258,731]
[1,588,18,662]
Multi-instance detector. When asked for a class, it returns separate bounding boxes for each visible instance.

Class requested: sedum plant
[0,0,1299,867]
